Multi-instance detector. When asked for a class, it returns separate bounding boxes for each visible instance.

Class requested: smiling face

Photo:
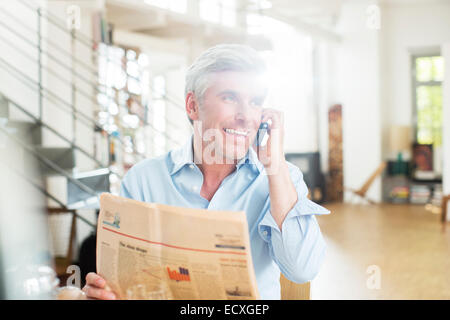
[188,71,267,162]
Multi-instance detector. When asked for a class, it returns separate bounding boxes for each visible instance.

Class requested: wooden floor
[311,203,450,299]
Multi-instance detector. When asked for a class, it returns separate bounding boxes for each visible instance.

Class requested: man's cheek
[218,105,238,118]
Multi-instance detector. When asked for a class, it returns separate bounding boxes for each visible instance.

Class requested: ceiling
[245,0,343,29]
[105,0,344,38]
[105,0,446,35]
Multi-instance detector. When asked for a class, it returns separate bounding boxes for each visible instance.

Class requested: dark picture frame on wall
[412,143,433,171]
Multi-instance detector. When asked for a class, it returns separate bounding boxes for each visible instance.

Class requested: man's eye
[250,99,263,107]
[223,95,236,103]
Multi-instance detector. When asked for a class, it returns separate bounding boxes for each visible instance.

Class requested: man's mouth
[223,128,249,137]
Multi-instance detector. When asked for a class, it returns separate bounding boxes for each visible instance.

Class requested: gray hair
[185,44,267,123]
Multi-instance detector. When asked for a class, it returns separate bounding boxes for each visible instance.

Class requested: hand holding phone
[256,121,270,147]
[255,110,283,173]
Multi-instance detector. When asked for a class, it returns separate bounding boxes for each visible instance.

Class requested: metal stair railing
[0,9,187,122]
[0,1,187,136]
[0,158,96,228]
[0,57,147,167]
[0,57,140,174]
[1,93,107,170]
[19,0,189,112]
[0,122,100,229]
[0,88,100,230]
[0,160,96,229]
[0,122,103,227]
[0,7,99,80]
[19,0,96,49]
[0,125,98,198]
[0,45,148,164]
[15,0,187,110]
[0,56,181,157]
[0,0,185,167]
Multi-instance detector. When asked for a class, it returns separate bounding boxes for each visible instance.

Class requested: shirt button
[262,230,268,237]
[189,164,195,170]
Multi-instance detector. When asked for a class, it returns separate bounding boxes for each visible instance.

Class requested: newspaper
[97,193,260,300]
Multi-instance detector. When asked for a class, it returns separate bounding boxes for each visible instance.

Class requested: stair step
[0,94,8,119]
[4,120,42,145]
[67,168,110,210]
[35,146,75,175]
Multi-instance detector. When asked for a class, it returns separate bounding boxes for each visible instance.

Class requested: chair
[280,274,310,300]
[345,161,387,204]
[47,207,78,281]
[442,194,450,224]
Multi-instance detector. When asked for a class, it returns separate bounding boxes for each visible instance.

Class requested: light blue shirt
[119,136,330,299]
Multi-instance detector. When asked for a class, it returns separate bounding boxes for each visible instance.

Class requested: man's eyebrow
[217,90,266,100]
[217,90,238,96]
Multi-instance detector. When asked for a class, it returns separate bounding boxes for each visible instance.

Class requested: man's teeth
[224,128,249,136]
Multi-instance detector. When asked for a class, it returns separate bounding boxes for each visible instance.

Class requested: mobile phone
[256,122,270,147]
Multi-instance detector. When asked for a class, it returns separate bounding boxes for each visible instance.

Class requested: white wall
[443,43,450,221]
[334,0,382,202]
[272,34,317,154]
[380,0,450,159]
[252,20,318,155]
[316,40,341,174]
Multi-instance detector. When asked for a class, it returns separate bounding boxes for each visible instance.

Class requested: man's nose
[235,100,253,121]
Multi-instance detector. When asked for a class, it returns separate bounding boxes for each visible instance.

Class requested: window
[152,75,167,156]
[97,44,150,172]
[413,55,444,146]
[199,0,236,27]
[144,0,187,14]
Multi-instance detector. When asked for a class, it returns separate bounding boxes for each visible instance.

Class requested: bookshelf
[382,160,443,206]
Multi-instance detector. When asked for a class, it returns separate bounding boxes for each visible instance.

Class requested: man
[83,44,330,300]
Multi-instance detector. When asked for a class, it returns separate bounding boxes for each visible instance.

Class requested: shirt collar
[236,145,264,173]
[169,135,195,175]
[169,135,264,175]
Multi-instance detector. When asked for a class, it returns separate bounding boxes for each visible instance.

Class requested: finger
[86,272,106,288]
[260,108,274,120]
[260,114,273,129]
[83,285,116,300]
[261,110,281,129]
[82,285,101,300]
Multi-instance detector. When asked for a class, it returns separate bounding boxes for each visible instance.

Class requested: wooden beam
[261,9,341,43]
[47,207,76,214]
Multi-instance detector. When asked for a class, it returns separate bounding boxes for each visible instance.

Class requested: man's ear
[185,92,199,122]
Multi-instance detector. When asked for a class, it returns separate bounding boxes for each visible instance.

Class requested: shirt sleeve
[119,166,143,201]
[257,165,330,284]
[119,177,132,199]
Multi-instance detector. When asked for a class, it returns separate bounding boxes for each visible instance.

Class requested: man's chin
[222,145,249,163]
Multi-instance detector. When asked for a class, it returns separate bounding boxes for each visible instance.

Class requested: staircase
[0,0,185,277]
[0,88,109,210]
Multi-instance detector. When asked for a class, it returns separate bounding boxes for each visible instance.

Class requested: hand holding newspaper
[97,193,260,300]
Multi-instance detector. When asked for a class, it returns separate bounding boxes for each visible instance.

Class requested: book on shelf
[389,186,409,203]
[410,184,431,204]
